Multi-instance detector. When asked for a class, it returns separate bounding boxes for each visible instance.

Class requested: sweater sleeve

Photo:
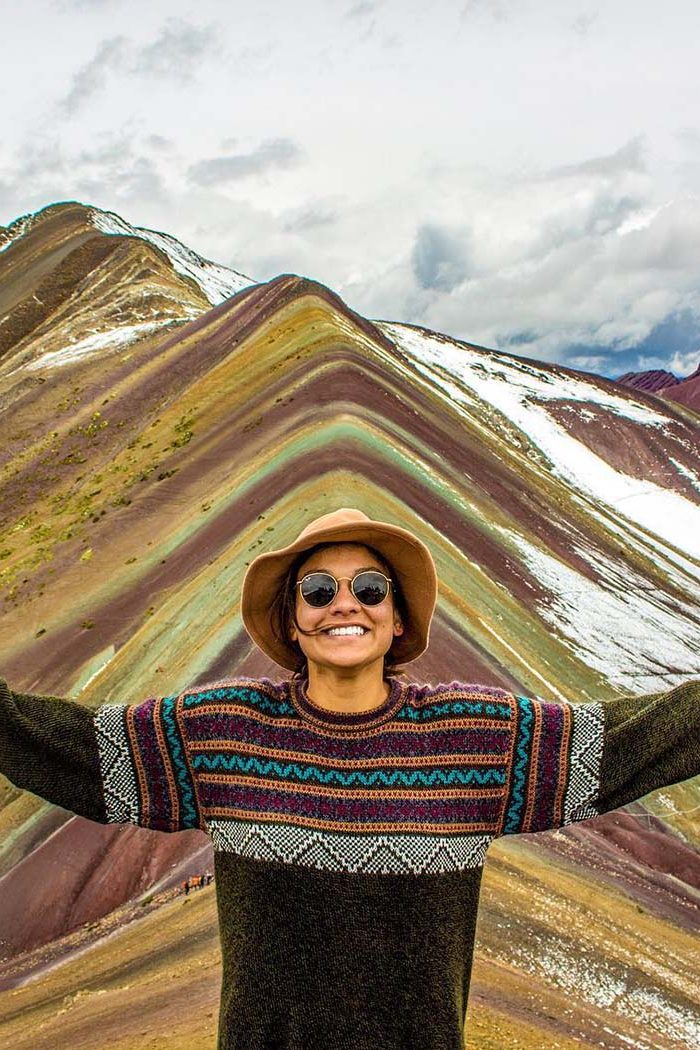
[500,680,700,835]
[0,677,205,833]
[0,677,105,822]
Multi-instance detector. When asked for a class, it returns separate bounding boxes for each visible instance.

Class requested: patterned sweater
[1,673,699,1050]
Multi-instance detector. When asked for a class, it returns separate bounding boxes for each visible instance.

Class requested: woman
[1,507,699,1050]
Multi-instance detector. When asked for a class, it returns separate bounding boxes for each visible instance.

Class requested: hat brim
[241,518,437,671]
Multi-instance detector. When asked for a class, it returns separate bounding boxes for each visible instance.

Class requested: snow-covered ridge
[89,209,254,306]
[380,322,671,425]
[24,321,174,371]
[0,213,36,254]
[381,322,700,565]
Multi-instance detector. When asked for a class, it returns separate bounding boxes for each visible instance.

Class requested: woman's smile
[322,624,370,637]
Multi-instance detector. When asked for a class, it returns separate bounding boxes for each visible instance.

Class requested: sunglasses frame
[295,570,393,609]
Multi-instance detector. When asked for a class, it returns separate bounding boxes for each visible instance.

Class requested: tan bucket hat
[241,507,438,670]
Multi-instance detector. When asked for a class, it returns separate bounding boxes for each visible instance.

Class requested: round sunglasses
[296,570,392,609]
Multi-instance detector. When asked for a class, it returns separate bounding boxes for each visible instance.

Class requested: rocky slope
[0,202,699,1048]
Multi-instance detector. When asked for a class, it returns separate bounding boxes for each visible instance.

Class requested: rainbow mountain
[0,202,699,1049]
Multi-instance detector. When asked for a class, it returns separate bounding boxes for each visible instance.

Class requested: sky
[2,0,700,377]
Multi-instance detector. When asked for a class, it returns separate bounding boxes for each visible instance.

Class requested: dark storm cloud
[411,224,471,293]
[187,139,304,186]
[58,19,217,115]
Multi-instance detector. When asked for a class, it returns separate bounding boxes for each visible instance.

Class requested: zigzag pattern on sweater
[191,753,507,787]
[208,817,493,874]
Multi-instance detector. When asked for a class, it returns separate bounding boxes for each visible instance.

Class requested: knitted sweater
[1,673,699,1050]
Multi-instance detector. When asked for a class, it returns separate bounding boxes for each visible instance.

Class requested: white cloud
[3,0,700,376]
[58,18,218,114]
[188,139,304,186]
[669,348,700,376]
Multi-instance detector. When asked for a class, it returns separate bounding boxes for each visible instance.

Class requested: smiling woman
[0,507,699,1050]
[256,514,421,715]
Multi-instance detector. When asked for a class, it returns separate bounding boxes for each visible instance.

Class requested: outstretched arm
[0,678,105,822]
[595,680,700,814]
[0,677,205,832]
[499,680,700,835]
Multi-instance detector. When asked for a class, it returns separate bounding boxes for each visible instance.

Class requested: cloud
[571,11,599,37]
[283,203,338,234]
[145,134,174,152]
[547,137,646,180]
[616,199,700,272]
[55,0,122,7]
[460,0,509,22]
[0,133,168,221]
[676,126,700,150]
[60,36,129,116]
[58,19,217,115]
[326,144,700,377]
[187,139,304,186]
[131,18,218,80]
[346,1,378,16]
[669,348,700,376]
[411,224,471,292]
[566,354,610,372]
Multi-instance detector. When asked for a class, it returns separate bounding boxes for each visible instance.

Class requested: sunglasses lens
[299,572,337,608]
[352,571,390,606]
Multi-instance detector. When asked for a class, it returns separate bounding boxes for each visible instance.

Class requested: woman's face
[289,543,404,675]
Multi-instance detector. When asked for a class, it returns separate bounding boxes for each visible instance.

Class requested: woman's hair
[270,541,409,677]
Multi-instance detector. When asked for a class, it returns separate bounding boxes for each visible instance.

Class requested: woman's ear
[393,618,404,637]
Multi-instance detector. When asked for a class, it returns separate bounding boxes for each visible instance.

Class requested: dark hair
[269,541,409,677]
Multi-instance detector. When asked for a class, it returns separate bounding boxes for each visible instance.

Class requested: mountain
[617,368,680,393]
[1,202,699,1049]
[617,362,700,413]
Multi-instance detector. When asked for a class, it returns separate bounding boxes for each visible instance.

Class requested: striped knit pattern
[94,677,604,872]
[95,694,203,832]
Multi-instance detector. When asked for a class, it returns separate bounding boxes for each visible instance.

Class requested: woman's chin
[304,649,387,674]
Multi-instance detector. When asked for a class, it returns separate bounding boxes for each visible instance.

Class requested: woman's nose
[332,579,359,609]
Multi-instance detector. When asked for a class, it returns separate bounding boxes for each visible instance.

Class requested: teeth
[327,626,366,636]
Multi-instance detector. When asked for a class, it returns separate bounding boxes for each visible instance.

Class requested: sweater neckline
[289,675,406,731]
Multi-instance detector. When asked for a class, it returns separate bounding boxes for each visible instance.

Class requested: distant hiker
[1,507,699,1049]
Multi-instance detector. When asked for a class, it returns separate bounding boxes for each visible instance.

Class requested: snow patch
[381,322,700,563]
[90,209,254,305]
[25,321,172,370]
[495,526,700,691]
[507,937,700,1049]
[0,213,35,254]
[670,457,700,494]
